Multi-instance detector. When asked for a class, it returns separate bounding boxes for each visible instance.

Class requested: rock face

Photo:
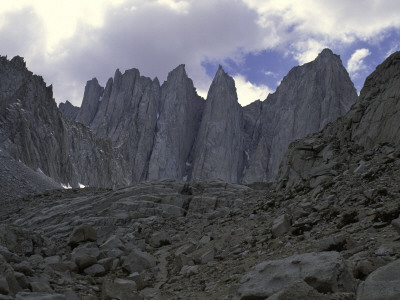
[61,49,353,185]
[58,100,79,121]
[75,78,103,125]
[277,50,400,191]
[0,55,123,188]
[89,68,161,184]
[191,66,243,182]
[148,65,204,181]
[242,49,357,182]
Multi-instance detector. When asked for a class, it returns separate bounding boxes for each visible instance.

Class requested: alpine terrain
[0,50,399,299]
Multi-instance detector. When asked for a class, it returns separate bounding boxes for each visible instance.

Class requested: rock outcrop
[0,55,123,188]
[58,100,79,121]
[243,48,357,182]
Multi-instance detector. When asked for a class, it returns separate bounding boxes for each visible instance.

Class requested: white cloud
[233,74,272,106]
[347,48,371,78]
[157,0,189,13]
[264,71,276,77]
[292,39,328,64]
[243,0,400,63]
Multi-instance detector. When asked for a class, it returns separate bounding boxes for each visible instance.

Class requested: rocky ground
[0,139,399,299]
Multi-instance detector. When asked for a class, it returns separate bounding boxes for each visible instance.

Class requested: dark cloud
[46,0,268,105]
[0,8,45,64]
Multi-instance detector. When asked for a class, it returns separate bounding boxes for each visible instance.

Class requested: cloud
[264,71,277,77]
[347,48,371,78]
[233,74,272,106]
[243,0,400,63]
[15,0,272,105]
[292,39,328,65]
[2,0,400,106]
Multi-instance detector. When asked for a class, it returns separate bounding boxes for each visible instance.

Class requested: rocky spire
[191,66,243,182]
[75,78,104,126]
[148,64,204,181]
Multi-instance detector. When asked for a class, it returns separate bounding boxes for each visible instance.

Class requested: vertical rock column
[191,66,243,182]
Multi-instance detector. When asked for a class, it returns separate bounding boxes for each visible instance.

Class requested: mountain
[277,50,400,191]
[0,55,124,188]
[242,49,357,182]
[1,52,399,300]
[65,48,355,184]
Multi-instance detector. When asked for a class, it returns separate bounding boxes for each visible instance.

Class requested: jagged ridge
[63,49,356,185]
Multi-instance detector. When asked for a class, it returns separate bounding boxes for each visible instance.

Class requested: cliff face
[276,51,400,191]
[148,65,204,181]
[75,78,104,126]
[59,48,355,184]
[0,56,123,188]
[58,100,79,121]
[88,68,161,184]
[191,66,243,182]
[242,49,357,182]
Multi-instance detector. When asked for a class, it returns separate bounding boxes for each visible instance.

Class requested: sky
[1,0,400,107]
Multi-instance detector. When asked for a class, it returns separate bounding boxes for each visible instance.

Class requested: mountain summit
[242,48,357,182]
[59,48,356,185]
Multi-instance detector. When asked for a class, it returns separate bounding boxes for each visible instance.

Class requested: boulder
[75,254,97,271]
[391,218,400,234]
[356,259,400,300]
[0,276,9,295]
[83,264,106,276]
[122,249,156,273]
[101,278,141,300]
[234,251,355,299]
[0,255,21,296]
[15,292,66,300]
[148,231,171,248]
[68,225,97,247]
[272,214,291,237]
[29,281,53,293]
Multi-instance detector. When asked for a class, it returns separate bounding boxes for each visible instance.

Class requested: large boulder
[356,259,400,300]
[67,224,97,247]
[234,251,355,299]
[122,249,156,273]
[101,278,142,300]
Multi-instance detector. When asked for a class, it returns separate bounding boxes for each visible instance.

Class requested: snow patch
[157,113,160,120]
[37,168,44,175]
[182,175,188,182]
[99,95,103,102]
[185,161,191,167]
[61,183,72,189]
[78,183,86,188]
